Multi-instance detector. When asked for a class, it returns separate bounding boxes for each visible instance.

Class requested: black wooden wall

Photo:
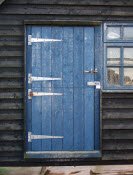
[102,93,133,161]
[0,0,133,165]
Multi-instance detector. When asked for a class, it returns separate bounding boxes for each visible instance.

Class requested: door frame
[24,20,102,159]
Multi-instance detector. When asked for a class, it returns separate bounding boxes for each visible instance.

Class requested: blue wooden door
[26,26,100,158]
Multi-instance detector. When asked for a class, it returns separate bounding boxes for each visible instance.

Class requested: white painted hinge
[28,35,62,45]
[28,132,63,142]
[28,89,63,99]
[28,74,62,84]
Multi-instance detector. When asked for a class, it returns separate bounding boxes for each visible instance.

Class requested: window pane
[124,68,133,85]
[107,68,120,85]
[123,27,133,40]
[124,48,133,65]
[107,48,120,65]
[107,27,120,40]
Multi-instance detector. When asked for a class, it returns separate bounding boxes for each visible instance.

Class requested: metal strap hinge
[28,35,62,45]
[28,132,63,142]
[28,89,63,99]
[28,74,62,84]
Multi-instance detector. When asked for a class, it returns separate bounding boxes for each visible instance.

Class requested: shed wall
[0,0,133,164]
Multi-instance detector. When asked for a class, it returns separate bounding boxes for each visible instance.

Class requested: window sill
[101,89,133,93]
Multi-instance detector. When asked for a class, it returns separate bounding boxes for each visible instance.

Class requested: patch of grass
[0,168,9,175]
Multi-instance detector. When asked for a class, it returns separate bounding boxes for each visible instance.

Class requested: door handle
[84,68,98,74]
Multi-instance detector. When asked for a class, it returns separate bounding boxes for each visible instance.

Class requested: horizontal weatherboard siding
[0,5,133,17]
[102,92,133,160]
[4,0,133,6]
[0,0,132,165]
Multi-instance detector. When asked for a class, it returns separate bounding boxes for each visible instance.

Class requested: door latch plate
[87,81,101,89]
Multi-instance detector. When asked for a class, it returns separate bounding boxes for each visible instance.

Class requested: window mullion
[120,47,124,86]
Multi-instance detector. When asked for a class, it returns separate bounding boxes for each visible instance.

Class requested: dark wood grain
[102,92,133,161]
[5,0,133,7]
[0,131,23,141]
[103,150,133,160]
[103,109,133,119]
[103,140,133,150]
[103,130,133,140]
[0,79,23,89]
[0,5,133,17]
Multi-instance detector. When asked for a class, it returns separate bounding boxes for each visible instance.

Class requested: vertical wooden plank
[73,27,84,150]
[26,26,32,151]
[62,27,74,88]
[51,27,63,151]
[63,27,74,150]
[41,26,52,151]
[31,26,42,151]
[52,27,63,89]
[73,27,84,88]
[94,26,101,150]
[84,27,95,150]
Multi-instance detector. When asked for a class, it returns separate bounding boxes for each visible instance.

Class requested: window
[104,23,133,89]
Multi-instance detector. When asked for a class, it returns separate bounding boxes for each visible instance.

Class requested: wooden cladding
[0,5,133,17]
[102,92,133,160]
[4,0,133,6]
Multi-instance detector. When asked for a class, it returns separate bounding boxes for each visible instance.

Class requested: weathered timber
[0,41,23,47]
[0,112,23,120]
[103,130,133,140]
[0,79,23,89]
[0,59,23,68]
[102,98,133,109]
[0,26,23,36]
[0,51,23,57]
[0,131,23,141]
[103,119,133,130]
[0,5,133,17]
[0,92,23,99]
[0,143,23,151]
[102,92,133,161]
[5,0,133,7]
[0,102,23,110]
[103,109,133,119]
[0,121,23,131]
[103,150,133,160]
[103,140,133,150]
